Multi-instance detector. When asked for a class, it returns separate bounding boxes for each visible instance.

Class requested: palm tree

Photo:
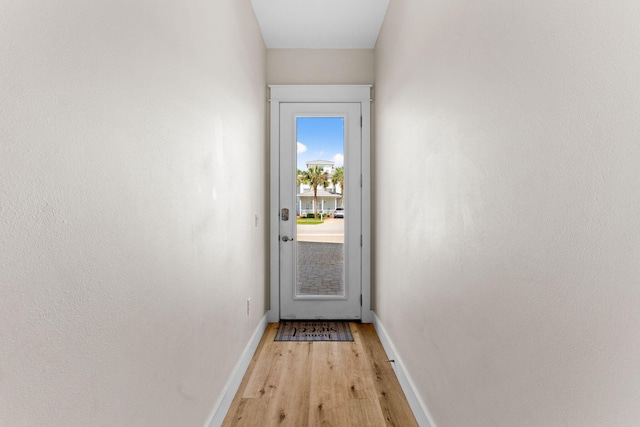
[332,167,344,197]
[296,169,304,188]
[300,166,329,219]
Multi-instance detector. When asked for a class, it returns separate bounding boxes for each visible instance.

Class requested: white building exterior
[297,160,343,216]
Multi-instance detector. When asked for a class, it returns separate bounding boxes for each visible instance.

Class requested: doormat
[274,321,354,342]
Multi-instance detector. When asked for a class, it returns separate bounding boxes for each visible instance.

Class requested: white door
[279,102,362,319]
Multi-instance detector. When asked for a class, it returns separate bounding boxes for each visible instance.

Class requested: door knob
[281,236,294,242]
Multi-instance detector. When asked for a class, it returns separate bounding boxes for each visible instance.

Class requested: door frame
[267,85,372,323]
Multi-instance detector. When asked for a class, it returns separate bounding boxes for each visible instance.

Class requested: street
[297,218,344,243]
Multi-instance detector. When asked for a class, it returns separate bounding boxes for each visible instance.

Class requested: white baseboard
[205,314,268,427]
[372,313,437,427]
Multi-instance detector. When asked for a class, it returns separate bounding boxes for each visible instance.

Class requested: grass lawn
[296,217,324,225]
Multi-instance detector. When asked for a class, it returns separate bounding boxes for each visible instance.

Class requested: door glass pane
[295,117,345,297]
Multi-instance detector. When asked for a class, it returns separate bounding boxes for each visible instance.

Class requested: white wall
[374,0,640,426]
[267,49,374,84]
[0,1,266,426]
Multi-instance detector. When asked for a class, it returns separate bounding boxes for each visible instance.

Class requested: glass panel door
[296,117,345,297]
[279,103,361,320]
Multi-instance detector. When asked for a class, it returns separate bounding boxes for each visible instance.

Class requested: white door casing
[268,85,372,322]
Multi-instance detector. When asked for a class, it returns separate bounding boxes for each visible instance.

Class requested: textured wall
[267,49,374,85]
[374,0,640,426]
[0,1,266,426]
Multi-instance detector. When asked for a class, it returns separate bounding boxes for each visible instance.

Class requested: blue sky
[296,117,344,170]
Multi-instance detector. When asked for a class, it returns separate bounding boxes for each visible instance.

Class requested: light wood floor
[222,322,419,427]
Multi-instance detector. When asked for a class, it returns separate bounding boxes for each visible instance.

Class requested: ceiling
[250,0,390,49]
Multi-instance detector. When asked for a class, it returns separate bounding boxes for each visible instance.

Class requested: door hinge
[360,235,363,247]
[360,116,362,127]
[360,294,363,306]
[360,174,363,188]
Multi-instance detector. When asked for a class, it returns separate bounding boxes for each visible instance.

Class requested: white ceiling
[250,0,390,49]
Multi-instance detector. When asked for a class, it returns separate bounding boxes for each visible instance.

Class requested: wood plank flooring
[222,322,418,427]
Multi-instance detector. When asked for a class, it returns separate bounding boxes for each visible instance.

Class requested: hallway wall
[267,49,374,84]
[374,1,640,426]
[0,1,267,426]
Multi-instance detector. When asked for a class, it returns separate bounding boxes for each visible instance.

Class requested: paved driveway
[295,218,345,296]
[297,241,344,296]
